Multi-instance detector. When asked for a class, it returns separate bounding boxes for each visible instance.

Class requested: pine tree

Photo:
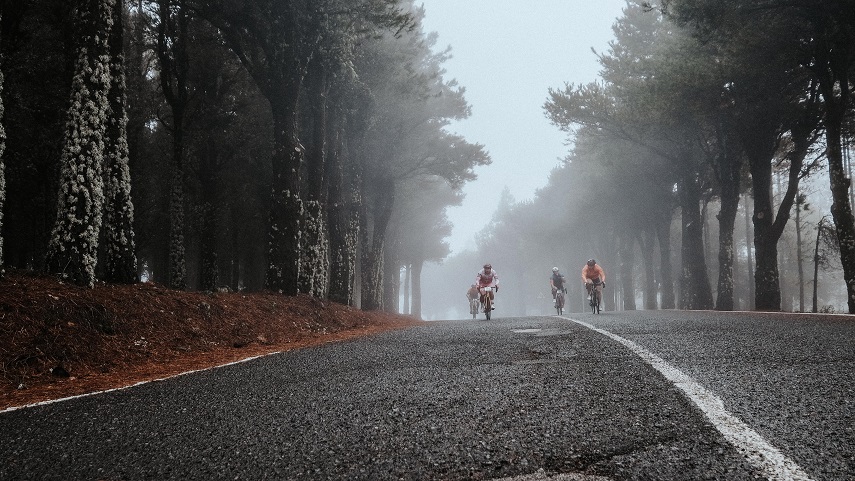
[45,0,114,287]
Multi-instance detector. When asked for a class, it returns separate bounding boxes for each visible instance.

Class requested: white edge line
[563,316,815,481]
[1,352,283,415]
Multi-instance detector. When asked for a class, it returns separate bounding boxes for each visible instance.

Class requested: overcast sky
[418,0,627,254]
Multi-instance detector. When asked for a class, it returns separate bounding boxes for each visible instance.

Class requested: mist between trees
[1,0,853,320]
[0,0,488,315]
[417,0,855,319]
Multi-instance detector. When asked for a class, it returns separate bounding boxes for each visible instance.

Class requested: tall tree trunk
[657,211,676,309]
[167,124,186,289]
[402,263,411,315]
[750,159,781,311]
[411,259,423,319]
[746,115,809,311]
[677,167,713,309]
[714,132,741,311]
[639,230,657,309]
[327,119,359,305]
[102,0,137,284]
[299,57,330,297]
[813,14,855,313]
[360,180,395,311]
[157,0,189,290]
[822,108,855,313]
[795,194,805,312]
[0,11,6,278]
[619,233,636,310]
[743,193,755,309]
[45,0,112,287]
[715,181,740,311]
[265,86,304,295]
[811,218,826,313]
[382,241,399,314]
[198,141,220,291]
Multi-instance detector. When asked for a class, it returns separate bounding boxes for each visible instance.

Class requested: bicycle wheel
[595,289,601,314]
[484,295,492,320]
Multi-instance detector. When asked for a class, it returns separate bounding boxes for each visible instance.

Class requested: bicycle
[480,286,495,320]
[588,280,604,314]
[469,296,480,319]
[555,287,566,315]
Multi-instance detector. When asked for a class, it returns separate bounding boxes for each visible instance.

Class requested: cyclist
[466,283,480,302]
[582,259,605,301]
[549,267,567,307]
[475,263,499,310]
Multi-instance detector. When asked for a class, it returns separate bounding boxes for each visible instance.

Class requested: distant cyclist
[582,259,605,300]
[475,263,499,309]
[549,267,567,307]
[466,284,480,302]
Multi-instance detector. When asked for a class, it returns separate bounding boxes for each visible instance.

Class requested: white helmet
[552,267,559,272]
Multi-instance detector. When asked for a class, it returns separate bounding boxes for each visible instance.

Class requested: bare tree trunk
[823,112,855,313]
[299,57,330,298]
[813,23,855,311]
[382,237,399,314]
[0,49,4,278]
[657,211,676,309]
[744,193,755,309]
[795,194,805,312]
[715,186,739,311]
[198,137,220,291]
[360,180,395,311]
[714,134,741,311]
[327,116,359,305]
[812,218,824,313]
[639,231,657,309]
[403,263,411,315]
[411,260,423,319]
[619,233,636,310]
[265,87,304,295]
[745,114,809,311]
[678,166,713,310]
[157,0,189,290]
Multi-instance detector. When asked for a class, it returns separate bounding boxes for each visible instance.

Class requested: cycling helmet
[484,263,492,269]
[552,267,559,272]
[587,259,596,266]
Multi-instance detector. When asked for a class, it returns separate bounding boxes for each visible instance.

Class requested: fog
[419,1,627,255]
[410,1,852,319]
[417,171,848,320]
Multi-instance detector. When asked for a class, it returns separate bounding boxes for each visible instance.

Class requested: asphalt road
[1,311,852,480]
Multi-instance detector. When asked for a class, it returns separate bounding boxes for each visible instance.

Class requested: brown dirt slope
[0,270,425,411]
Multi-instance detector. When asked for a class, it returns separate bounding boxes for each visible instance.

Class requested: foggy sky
[418,0,627,254]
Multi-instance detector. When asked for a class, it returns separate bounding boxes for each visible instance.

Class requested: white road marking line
[0,353,278,414]
[565,317,815,481]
